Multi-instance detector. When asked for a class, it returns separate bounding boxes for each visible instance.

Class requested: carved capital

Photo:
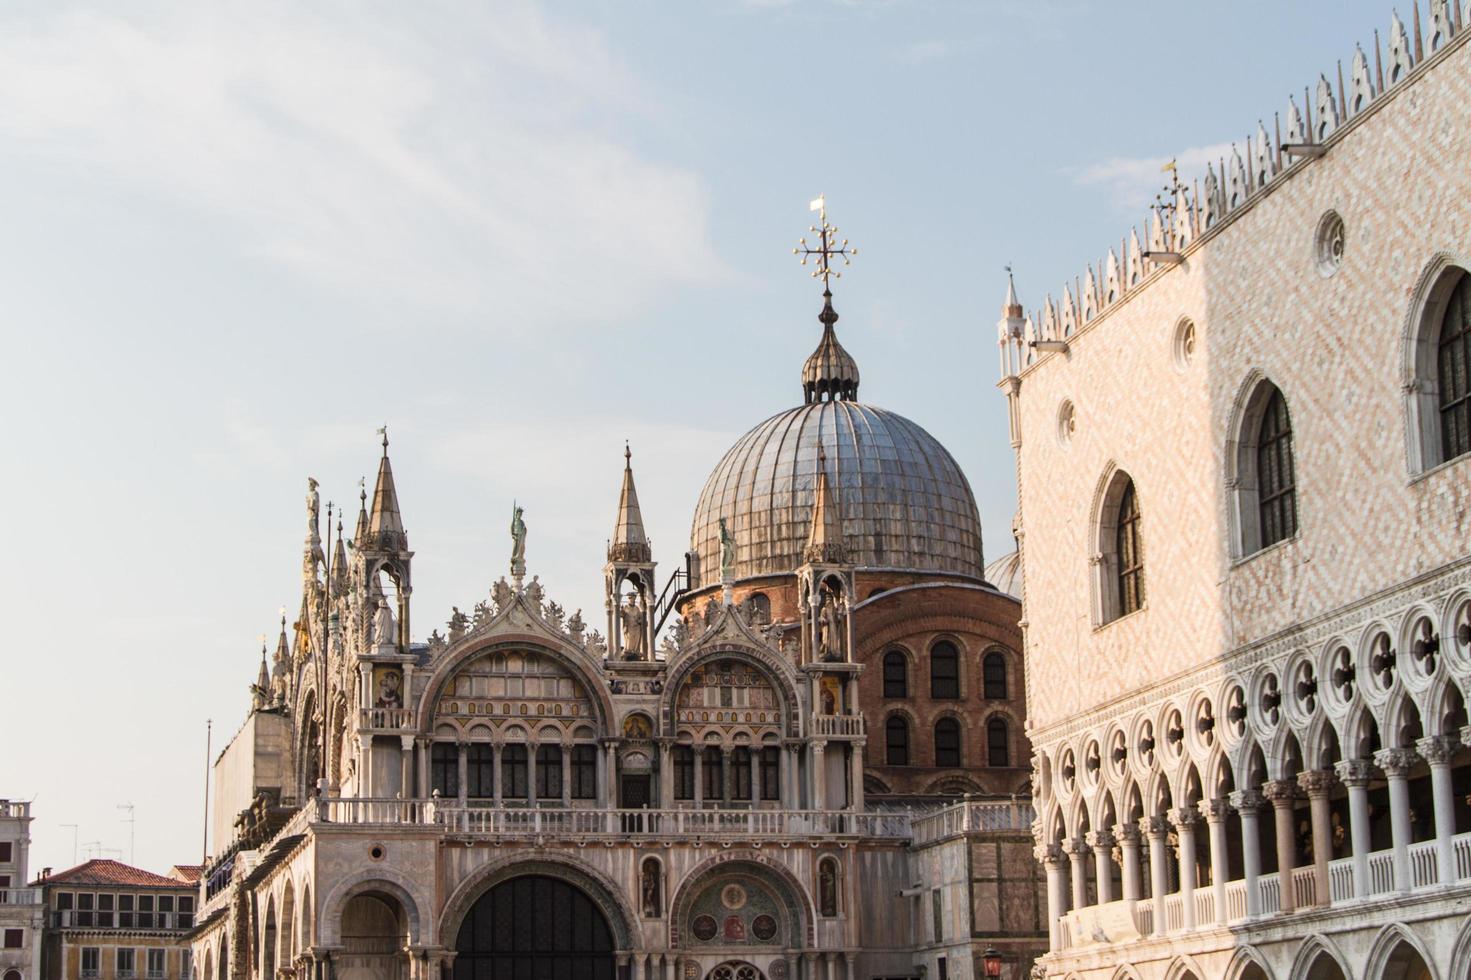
[1140,815,1170,839]
[1062,836,1090,858]
[1085,829,1116,851]
[1334,759,1375,787]
[1374,747,1418,777]
[1416,735,1459,766]
[1261,779,1300,806]
[1198,798,1232,823]
[1228,789,1265,814]
[1169,807,1201,830]
[1114,823,1142,845]
[1034,843,1065,867]
[1297,769,1338,798]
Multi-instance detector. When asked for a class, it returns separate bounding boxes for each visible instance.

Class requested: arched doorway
[455,875,615,980]
[338,892,409,980]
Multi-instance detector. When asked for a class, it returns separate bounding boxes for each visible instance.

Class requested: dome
[984,548,1022,599]
[689,400,985,589]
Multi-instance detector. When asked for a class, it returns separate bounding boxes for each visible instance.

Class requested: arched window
[930,642,960,699]
[982,652,1007,700]
[467,744,494,798]
[934,718,961,768]
[987,718,1010,767]
[1439,274,1471,461]
[536,744,563,799]
[885,716,910,766]
[673,746,695,800]
[883,651,908,698]
[703,746,725,800]
[1116,481,1144,615]
[571,745,597,799]
[501,744,528,799]
[1094,468,1144,624]
[430,743,459,797]
[731,748,753,801]
[759,747,781,800]
[746,592,771,625]
[1256,388,1298,547]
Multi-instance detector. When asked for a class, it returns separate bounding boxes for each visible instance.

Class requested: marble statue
[817,587,844,662]
[719,518,735,580]
[447,606,469,641]
[372,595,396,650]
[510,503,527,568]
[621,590,648,660]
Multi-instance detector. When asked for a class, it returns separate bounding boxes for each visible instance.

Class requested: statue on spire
[304,477,326,582]
[510,502,528,582]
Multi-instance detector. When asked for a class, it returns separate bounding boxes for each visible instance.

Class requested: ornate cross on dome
[793,195,857,287]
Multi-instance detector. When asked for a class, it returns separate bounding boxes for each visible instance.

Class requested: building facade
[189,272,1044,980]
[0,801,44,980]
[37,861,197,980]
[999,3,1471,978]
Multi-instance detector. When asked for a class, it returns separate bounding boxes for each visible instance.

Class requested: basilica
[191,221,1042,980]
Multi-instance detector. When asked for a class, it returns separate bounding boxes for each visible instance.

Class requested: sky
[2,0,1396,876]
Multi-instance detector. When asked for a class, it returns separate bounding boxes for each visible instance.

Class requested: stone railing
[810,714,865,737]
[0,887,42,905]
[310,798,914,840]
[909,799,1035,845]
[359,707,414,730]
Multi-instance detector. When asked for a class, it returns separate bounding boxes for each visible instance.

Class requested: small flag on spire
[809,195,825,212]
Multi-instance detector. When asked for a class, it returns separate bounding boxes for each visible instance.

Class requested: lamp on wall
[981,948,1003,978]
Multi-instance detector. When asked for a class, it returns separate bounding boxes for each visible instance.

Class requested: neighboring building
[36,861,196,980]
[998,3,1471,978]
[187,249,1045,980]
[0,801,44,980]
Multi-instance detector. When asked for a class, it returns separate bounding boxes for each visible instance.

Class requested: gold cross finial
[793,195,857,287]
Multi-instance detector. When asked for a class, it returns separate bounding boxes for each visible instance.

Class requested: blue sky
[3,0,1393,874]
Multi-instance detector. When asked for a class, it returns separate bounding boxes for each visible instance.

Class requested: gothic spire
[331,515,348,594]
[608,443,652,563]
[803,448,848,564]
[273,613,289,672]
[353,479,369,549]
[366,427,407,552]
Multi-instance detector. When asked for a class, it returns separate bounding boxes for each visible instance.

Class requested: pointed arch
[1090,462,1146,625]
[1363,923,1440,980]
[1403,251,1471,472]
[1224,945,1275,980]
[1227,371,1299,557]
[1288,934,1351,980]
[1162,954,1208,980]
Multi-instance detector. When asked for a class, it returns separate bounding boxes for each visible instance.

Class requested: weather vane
[793,194,857,288]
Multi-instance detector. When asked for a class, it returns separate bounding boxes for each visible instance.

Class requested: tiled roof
[38,859,195,889]
[168,865,203,884]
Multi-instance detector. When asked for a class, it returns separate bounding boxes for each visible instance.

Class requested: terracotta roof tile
[38,859,195,889]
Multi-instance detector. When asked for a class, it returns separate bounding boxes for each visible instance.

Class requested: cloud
[0,3,729,329]
[891,38,978,64]
[1067,142,1233,212]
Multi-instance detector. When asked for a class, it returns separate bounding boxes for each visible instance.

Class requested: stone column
[1170,808,1199,931]
[416,738,430,799]
[693,748,704,807]
[527,739,539,805]
[456,742,468,805]
[1229,790,1264,917]
[606,742,619,807]
[1297,769,1337,906]
[721,747,733,803]
[561,741,573,807]
[786,744,802,808]
[399,735,415,800]
[1263,779,1299,913]
[1037,844,1066,951]
[1335,759,1373,898]
[1086,830,1115,905]
[658,741,673,807]
[359,734,374,796]
[812,741,827,810]
[1063,836,1089,911]
[1417,735,1459,886]
[491,743,503,805]
[1142,816,1169,934]
[1115,823,1142,902]
[848,740,865,811]
[1375,747,1417,892]
[1199,798,1231,925]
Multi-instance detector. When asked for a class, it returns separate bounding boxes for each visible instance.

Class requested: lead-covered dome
[689,400,985,589]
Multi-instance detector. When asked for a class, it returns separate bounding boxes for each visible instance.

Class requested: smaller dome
[985,549,1022,599]
[801,292,859,404]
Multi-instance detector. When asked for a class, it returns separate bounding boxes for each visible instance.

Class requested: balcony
[0,888,42,905]
[309,798,915,840]
[909,800,1035,845]
[359,707,414,730]
[810,714,865,737]
[51,911,192,931]
[1057,829,1471,949]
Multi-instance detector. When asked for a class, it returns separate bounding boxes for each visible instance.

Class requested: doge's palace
[999,2,1471,978]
